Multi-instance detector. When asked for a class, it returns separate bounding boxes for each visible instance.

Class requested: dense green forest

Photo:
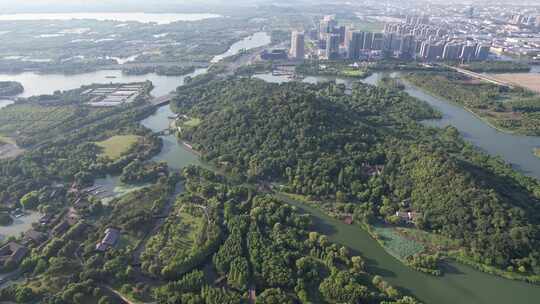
[171,78,540,279]
[2,166,419,304]
[405,71,540,135]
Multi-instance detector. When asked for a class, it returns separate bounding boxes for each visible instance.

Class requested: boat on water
[105,76,117,79]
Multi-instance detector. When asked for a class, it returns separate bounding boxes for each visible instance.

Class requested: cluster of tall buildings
[286,14,493,63]
[383,19,491,61]
[318,15,347,59]
[510,14,540,27]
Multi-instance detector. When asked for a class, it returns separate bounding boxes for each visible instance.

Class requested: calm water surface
[0,69,206,98]
[210,32,271,63]
[280,195,540,304]
[0,99,13,109]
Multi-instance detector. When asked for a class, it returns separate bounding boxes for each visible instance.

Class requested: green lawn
[95,135,141,160]
[341,69,369,78]
[372,225,425,260]
[183,118,202,127]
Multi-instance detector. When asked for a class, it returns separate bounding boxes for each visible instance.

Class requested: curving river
[135,97,540,304]
[103,67,540,303]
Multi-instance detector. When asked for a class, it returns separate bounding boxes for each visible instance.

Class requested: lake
[0,69,207,98]
[0,31,270,99]
[0,99,13,109]
[210,32,271,63]
[92,30,272,198]
[0,13,221,24]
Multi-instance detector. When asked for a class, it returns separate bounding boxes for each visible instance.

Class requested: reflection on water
[0,68,208,98]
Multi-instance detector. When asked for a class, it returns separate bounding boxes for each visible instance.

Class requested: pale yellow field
[489,73,540,94]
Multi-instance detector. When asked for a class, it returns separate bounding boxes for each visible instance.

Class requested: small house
[0,242,28,267]
[24,230,47,244]
[395,211,422,223]
[95,228,120,252]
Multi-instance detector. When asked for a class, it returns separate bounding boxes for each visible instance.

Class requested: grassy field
[182,118,202,127]
[395,227,460,252]
[0,104,75,134]
[95,135,141,160]
[371,225,425,260]
[340,68,370,78]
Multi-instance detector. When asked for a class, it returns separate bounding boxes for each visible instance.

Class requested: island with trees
[0,81,23,96]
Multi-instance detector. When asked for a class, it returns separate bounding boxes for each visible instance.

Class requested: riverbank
[400,77,516,135]
[275,191,540,283]
[272,192,540,304]
[403,72,540,136]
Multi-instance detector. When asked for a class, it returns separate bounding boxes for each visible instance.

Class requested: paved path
[444,65,515,88]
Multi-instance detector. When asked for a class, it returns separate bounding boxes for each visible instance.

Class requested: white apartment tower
[290,31,305,60]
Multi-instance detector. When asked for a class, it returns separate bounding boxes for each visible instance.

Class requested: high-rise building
[337,26,346,44]
[371,33,383,50]
[460,43,477,61]
[475,44,490,61]
[536,16,540,28]
[326,34,341,60]
[442,43,463,61]
[420,41,443,60]
[466,6,474,18]
[399,35,414,58]
[290,31,305,60]
[363,32,373,50]
[319,15,337,40]
[347,31,364,59]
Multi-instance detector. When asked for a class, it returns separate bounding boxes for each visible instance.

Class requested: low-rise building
[0,242,28,268]
[95,228,120,252]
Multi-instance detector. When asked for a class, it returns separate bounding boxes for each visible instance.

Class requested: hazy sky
[0,0,259,13]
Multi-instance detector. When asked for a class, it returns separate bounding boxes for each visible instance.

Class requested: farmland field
[489,73,540,94]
